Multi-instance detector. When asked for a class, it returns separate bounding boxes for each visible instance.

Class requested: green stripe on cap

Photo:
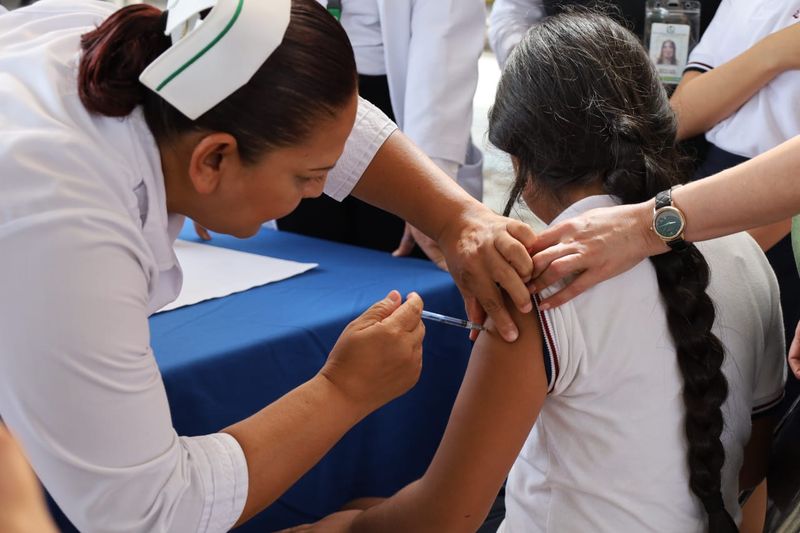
[156,0,244,92]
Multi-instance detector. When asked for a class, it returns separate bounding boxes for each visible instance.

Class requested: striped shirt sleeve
[534,295,560,393]
[684,0,732,74]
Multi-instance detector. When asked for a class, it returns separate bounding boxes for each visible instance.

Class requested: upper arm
[672,69,703,101]
[353,294,547,532]
[670,70,703,135]
[421,296,548,527]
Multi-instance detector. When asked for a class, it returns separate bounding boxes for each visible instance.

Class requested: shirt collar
[548,195,620,228]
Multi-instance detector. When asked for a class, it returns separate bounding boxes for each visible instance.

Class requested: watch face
[655,208,684,239]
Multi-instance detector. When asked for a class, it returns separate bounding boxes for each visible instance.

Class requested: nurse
[0,0,536,531]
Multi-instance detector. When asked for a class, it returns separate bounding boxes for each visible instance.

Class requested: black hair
[489,11,736,532]
[79,0,357,163]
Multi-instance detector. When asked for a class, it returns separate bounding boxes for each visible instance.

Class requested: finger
[530,254,584,293]
[428,249,448,271]
[527,221,575,255]
[463,296,485,342]
[383,292,424,332]
[536,271,598,310]
[358,290,402,324]
[495,231,534,282]
[488,253,533,314]
[530,242,579,279]
[506,219,538,252]
[194,222,211,241]
[471,281,518,342]
[413,232,448,270]
[411,320,426,350]
[392,227,416,257]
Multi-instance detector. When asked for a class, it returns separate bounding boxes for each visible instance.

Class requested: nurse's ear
[187,133,242,195]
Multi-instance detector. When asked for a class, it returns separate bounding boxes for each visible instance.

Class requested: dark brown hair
[79,0,357,162]
[489,11,737,533]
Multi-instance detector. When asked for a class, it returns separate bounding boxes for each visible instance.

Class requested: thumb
[357,290,403,325]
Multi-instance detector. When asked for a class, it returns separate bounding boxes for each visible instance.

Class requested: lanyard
[328,0,342,21]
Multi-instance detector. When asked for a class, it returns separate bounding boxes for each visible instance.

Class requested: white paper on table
[158,240,317,313]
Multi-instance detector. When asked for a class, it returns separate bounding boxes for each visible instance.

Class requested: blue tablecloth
[51,223,472,532]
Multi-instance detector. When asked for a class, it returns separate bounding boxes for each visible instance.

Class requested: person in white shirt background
[0,0,540,530]
[285,12,784,533]
[277,0,486,266]
[488,0,722,69]
[670,0,800,408]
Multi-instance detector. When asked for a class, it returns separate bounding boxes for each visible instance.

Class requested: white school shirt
[498,195,786,533]
[0,1,395,532]
[488,0,545,68]
[685,0,800,158]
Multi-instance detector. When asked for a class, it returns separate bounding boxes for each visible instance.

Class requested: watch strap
[655,188,672,210]
[666,236,689,252]
[654,186,689,252]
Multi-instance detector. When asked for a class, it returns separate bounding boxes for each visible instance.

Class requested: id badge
[644,1,701,86]
[649,23,690,84]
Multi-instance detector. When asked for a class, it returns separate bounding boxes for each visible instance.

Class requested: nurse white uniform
[0,1,395,531]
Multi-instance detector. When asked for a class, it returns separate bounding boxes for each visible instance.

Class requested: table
[51,224,473,532]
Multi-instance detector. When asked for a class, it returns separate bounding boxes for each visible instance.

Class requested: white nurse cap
[139,0,291,120]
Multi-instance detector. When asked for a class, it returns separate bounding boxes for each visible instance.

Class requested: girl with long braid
[286,10,786,533]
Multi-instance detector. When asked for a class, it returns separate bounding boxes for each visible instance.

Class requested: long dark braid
[489,10,736,531]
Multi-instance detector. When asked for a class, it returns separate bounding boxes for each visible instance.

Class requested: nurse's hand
[0,425,58,533]
[438,206,536,343]
[528,202,665,309]
[321,291,424,413]
[392,222,447,270]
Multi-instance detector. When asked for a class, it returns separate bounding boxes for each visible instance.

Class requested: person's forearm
[352,130,483,242]
[672,45,784,141]
[677,138,800,240]
[747,219,792,252]
[629,137,800,255]
[224,375,369,526]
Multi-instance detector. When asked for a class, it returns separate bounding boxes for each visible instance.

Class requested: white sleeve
[751,266,788,417]
[0,211,248,533]
[401,0,486,165]
[685,0,732,73]
[324,97,397,201]
[488,0,545,68]
[533,292,584,395]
